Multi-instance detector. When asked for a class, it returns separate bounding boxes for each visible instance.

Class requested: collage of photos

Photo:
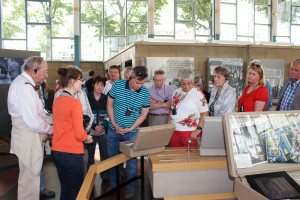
[227,113,300,168]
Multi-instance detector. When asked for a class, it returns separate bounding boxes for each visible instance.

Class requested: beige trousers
[18,158,40,200]
[148,115,169,126]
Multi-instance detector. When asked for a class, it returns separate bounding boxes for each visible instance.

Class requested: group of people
[7,56,300,200]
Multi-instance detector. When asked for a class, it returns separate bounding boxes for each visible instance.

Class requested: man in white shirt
[7,56,53,200]
[103,65,120,95]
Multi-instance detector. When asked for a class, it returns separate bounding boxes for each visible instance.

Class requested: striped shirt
[108,79,150,131]
[280,79,300,111]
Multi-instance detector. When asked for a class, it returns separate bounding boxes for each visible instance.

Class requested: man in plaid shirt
[277,59,300,111]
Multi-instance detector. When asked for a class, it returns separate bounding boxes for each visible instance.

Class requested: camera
[125,108,133,116]
[164,98,169,102]
[240,106,244,112]
[172,108,177,115]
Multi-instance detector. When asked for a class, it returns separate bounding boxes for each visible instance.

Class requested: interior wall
[104,42,300,89]
[47,62,105,89]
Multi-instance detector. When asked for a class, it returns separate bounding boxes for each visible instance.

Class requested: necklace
[63,90,73,97]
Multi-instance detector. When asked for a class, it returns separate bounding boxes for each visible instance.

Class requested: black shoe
[40,189,55,197]
[125,187,136,199]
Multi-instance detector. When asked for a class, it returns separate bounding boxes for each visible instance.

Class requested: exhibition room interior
[1,0,300,199]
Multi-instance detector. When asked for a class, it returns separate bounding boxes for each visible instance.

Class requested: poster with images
[0,57,26,84]
[253,59,284,99]
[266,113,300,163]
[141,57,194,89]
[228,114,267,168]
[208,58,243,100]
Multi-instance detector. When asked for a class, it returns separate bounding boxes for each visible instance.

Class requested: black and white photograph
[0,57,26,84]
[208,58,243,99]
[142,57,194,89]
[253,59,284,99]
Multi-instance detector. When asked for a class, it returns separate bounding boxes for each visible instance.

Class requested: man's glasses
[180,81,193,86]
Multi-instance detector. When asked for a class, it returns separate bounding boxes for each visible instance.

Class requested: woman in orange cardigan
[51,66,93,200]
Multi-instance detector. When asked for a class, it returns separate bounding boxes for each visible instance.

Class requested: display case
[223,110,300,200]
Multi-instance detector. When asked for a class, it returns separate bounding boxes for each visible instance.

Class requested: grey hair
[124,66,132,74]
[24,56,44,71]
[194,75,206,89]
[154,69,165,76]
[291,58,300,67]
[178,68,194,81]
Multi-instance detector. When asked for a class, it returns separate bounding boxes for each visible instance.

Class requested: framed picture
[246,171,300,200]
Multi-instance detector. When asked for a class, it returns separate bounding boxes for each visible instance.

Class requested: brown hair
[57,65,82,88]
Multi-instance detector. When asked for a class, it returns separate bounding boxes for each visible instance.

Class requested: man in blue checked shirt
[277,58,300,111]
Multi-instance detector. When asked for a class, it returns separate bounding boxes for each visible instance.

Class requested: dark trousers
[52,151,84,200]
[87,134,109,179]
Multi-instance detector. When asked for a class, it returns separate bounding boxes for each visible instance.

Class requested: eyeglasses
[153,79,164,82]
[250,63,262,68]
[180,81,193,86]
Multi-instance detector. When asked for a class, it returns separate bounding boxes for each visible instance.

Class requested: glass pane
[154,0,174,36]
[175,23,194,39]
[255,0,271,5]
[195,0,213,36]
[176,3,194,21]
[51,0,73,37]
[255,5,271,24]
[104,37,126,59]
[292,6,300,24]
[255,25,270,42]
[127,1,148,22]
[81,1,103,23]
[153,36,175,39]
[221,4,236,23]
[237,0,254,36]
[81,24,103,61]
[277,0,291,36]
[104,0,126,36]
[2,0,26,39]
[220,24,236,40]
[196,36,213,43]
[275,37,291,43]
[27,2,50,23]
[52,39,74,61]
[127,23,147,44]
[292,0,300,5]
[291,25,300,44]
[221,0,236,3]
[27,25,51,60]
[3,40,26,50]
[237,36,254,42]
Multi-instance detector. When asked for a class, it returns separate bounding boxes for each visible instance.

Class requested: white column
[148,0,154,38]
[215,0,221,40]
[272,0,278,42]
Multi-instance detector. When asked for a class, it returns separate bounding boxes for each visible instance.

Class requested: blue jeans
[51,151,84,200]
[40,165,45,191]
[87,134,109,179]
[107,127,137,188]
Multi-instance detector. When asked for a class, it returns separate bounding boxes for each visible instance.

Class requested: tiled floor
[0,148,156,200]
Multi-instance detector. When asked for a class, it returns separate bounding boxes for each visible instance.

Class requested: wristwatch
[197,126,202,131]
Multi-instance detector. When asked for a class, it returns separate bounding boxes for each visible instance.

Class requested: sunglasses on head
[135,72,147,78]
[250,63,261,68]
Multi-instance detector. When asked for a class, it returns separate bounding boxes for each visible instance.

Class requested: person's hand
[163,101,171,109]
[84,129,89,133]
[113,124,123,134]
[94,129,101,136]
[43,134,51,142]
[119,127,133,135]
[95,125,104,133]
[191,129,201,140]
[84,135,93,144]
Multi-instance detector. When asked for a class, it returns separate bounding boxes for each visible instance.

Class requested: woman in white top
[209,66,236,116]
[168,68,209,147]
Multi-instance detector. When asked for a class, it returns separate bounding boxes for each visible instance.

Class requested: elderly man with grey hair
[148,69,174,126]
[277,58,300,110]
[168,68,209,147]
